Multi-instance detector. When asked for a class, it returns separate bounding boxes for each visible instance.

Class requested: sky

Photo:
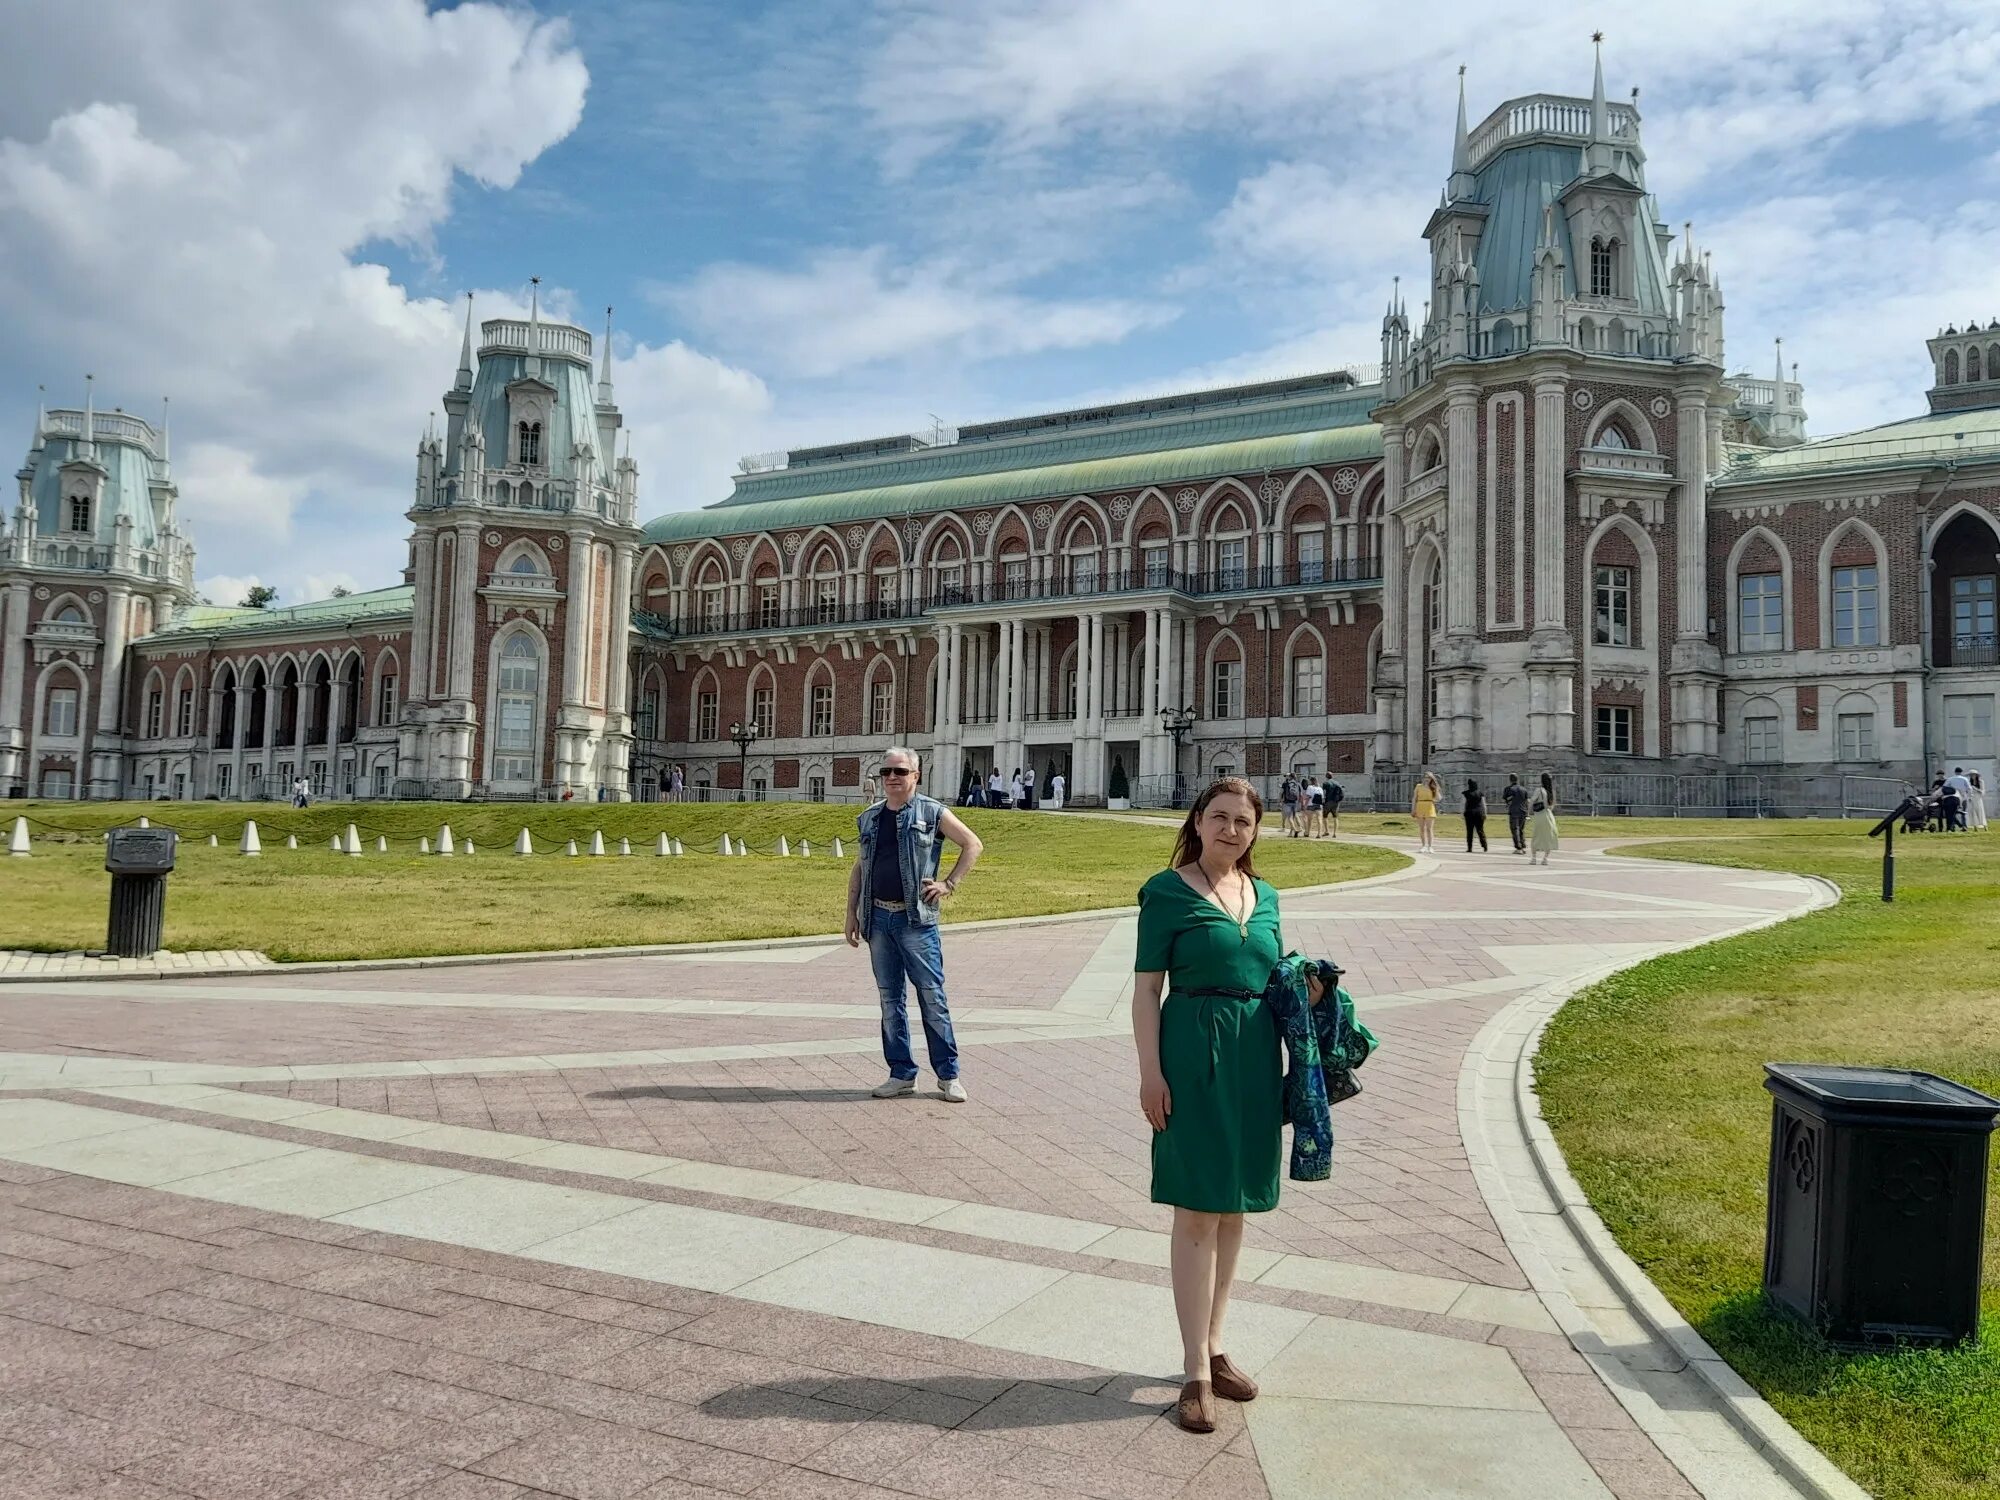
[3,0,1999,610]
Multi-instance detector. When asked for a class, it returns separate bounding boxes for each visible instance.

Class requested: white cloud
[656,246,1175,379]
[0,0,590,606]
[614,339,776,513]
[194,573,267,610]
[300,571,365,601]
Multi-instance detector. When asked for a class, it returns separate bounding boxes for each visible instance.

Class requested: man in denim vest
[845,746,984,1101]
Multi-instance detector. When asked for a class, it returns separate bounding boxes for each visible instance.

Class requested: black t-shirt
[1325,782,1344,805]
[870,804,907,902]
[1503,784,1529,814]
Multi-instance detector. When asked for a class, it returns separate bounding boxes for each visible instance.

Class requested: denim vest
[857,794,945,939]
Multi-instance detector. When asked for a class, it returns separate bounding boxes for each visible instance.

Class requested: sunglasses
[878,767,914,777]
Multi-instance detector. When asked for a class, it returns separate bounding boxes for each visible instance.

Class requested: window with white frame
[701,586,725,629]
[808,775,826,801]
[1217,537,1247,590]
[870,677,894,735]
[813,574,840,623]
[934,563,964,603]
[1952,574,1996,649]
[1836,710,1876,761]
[809,681,834,736]
[1944,694,1994,757]
[1593,565,1633,646]
[1426,559,1443,634]
[1209,659,1240,719]
[751,683,774,738]
[756,582,780,627]
[1831,565,1879,646]
[175,685,194,738]
[367,763,384,795]
[1002,556,1028,599]
[1296,529,1324,584]
[1290,654,1324,716]
[1064,665,1078,719]
[493,635,539,784]
[377,672,397,726]
[1142,544,1169,587]
[1071,553,1097,594]
[41,768,73,799]
[1738,573,1783,651]
[145,686,163,739]
[1594,704,1633,755]
[517,421,542,466]
[45,686,78,737]
[1589,237,1616,298]
[215,763,232,798]
[874,570,899,618]
[1743,713,1782,763]
[696,689,719,741]
[67,496,91,532]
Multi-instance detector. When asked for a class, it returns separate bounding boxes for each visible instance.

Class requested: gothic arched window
[1989,344,2000,381]
[518,421,542,466]
[1970,347,1985,383]
[493,634,541,786]
[1598,425,1631,450]
[1945,350,1961,384]
[1589,237,1616,298]
[67,496,90,532]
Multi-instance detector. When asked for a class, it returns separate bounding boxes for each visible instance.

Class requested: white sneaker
[871,1077,918,1098]
[938,1079,968,1104]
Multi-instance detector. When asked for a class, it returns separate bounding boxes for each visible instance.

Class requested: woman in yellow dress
[1411,772,1439,851]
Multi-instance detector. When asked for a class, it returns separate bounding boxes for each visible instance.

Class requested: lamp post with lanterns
[1160,705,1197,808]
[728,720,760,802]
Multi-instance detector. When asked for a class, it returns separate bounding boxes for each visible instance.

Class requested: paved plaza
[0,840,1842,1499]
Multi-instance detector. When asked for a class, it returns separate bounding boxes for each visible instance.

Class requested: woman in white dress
[1969,771,1989,831]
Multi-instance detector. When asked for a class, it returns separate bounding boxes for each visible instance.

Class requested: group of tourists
[956,765,1061,810]
[1411,770,1559,862]
[845,754,1374,1433]
[1276,774,1343,837]
[1905,766,1990,832]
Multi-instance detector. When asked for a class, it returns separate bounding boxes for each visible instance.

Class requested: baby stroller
[1900,797,1932,834]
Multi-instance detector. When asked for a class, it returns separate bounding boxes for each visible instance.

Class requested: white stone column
[1110,621,1127,714]
[1445,386,1478,637]
[0,580,29,756]
[1675,394,1709,640]
[1532,377,1568,633]
[96,587,130,733]
[407,531,435,704]
[1141,608,1162,769]
[449,522,479,702]
[1379,425,1406,655]
[1009,617,1028,736]
[562,529,591,706]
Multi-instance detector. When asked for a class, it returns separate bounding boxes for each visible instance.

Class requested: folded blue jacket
[1263,954,1379,1182]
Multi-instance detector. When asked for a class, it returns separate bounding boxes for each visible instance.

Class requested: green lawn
[0,799,1404,961]
[1536,827,2000,1500]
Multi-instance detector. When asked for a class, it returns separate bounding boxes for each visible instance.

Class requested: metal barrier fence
[1839,775,1911,818]
[1369,771,1774,818]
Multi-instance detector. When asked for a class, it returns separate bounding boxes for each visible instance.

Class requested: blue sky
[4,0,1999,607]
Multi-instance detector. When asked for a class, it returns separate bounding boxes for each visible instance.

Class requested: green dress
[1135,869,1284,1214]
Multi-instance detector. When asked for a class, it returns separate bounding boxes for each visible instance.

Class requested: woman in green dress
[1133,777,1322,1433]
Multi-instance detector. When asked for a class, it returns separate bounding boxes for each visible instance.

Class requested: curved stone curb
[1462,868,1870,1499]
[0,846,1420,985]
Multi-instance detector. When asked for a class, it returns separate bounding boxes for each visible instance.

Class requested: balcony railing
[1941,633,1998,668]
[642,558,1382,640]
[1575,446,1671,478]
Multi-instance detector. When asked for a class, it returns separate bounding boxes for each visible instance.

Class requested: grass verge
[0,799,1404,961]
[1535,827,2000,1500]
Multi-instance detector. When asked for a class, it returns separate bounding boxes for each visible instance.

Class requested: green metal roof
[148,585,413,642]
[644,418,1385,545]
[1717,402,2000,485]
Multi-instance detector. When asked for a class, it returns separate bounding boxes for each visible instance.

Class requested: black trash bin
[104,826,178,958]
[1763,1063,1999,1348]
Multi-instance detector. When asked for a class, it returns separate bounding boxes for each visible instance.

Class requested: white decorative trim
[1572,388,1595,410]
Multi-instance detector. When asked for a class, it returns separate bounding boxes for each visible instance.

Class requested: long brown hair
[1170,777,1265,877]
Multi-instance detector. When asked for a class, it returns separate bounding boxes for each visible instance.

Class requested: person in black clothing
[1463,781,1489,852]
[1502,774,1529,854]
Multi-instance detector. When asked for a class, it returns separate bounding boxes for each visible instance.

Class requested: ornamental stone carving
[1332,469,1358,494]
[87,591,103,604]
[904,519,922,546]
[846,525,866,549]
[1259,476,1282,504]
[1649,395,1672,419]
[1032,503,1055,531]
[973,512,993,536]
[731,537,751,561]
[1109,495,1132,521]
[547,535,564,551]
[783,532,803,554]
[672,545,690,567]
[33,587,49,600]
[1572,389,1595,411]
[484,530,502,546]
[1176,488,1198,513]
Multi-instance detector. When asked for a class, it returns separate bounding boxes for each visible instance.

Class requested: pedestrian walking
[1463,781,1489,852]
[1010,768,1028,809]
[845,747,983,1103]
[1539,771,1556,812]
[988,768,1007,809]
[1323,778,1343,837]
[1279,774,1301,837]
[1132,777,1324,1434]
[1411,773,1438,851]
[1947,767,1974,831]
[1304,778,1325,838]
[1969,770,1988,831]
[1503,774,1529,854]
[1528,793,1560,864]
[1050,771,1066,809]
[862,771,878,804]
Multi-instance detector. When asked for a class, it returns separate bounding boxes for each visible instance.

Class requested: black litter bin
[104,826,178,958]
[1763,1063,1999,1348]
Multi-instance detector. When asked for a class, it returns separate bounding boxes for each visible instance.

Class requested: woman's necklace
[1196,863,1250,939]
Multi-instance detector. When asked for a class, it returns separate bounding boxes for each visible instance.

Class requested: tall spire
[597,305,615,405]
[525,276,541,377]
[83,373,95,457]
[1447,65,1475,200]
[159,396,170,466]
[455,293,475,390]
[1591,32,1608,141]
[31,384,45,449]
[1773,337,1785,389]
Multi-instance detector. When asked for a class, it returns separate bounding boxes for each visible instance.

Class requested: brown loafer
[1209,1353,1258,1403]
[1175,1379,1216,1433]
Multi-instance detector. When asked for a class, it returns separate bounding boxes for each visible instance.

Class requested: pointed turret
[1446,66,1476,200]
[455,292,475,391]
[159,397,170,470]
[1585,32,1614,176]
[597,306,615,406]
[82,373,96,460]
[29,384,45,453]
[525,275,542,378]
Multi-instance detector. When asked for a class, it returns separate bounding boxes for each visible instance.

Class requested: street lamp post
[1159,705,1197,808]
[728,720,760,802]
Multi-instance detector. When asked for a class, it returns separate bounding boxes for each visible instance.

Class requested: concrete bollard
[329,834,342,852]
[437,824,455,857]
[515,827,533,856]
[565,838,579,856]
[207,833,218,847]
[618,837,632,856]
[777,836,791,857]
[8,816,29,856]
[240,820,261,857]
[800,838,812,858]
[589,830,605,856]
[286,834,298,850]
[343,824,362,856]
[138,816,150,828]
[655,832,670,856]
[718,834,733,856]
[419,836,431,854]
[672,838,684,856]
[464,840,474,855]
[833,837,845,858]
[376,836,387,853]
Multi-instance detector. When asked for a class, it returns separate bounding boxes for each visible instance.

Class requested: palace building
[5,52,1999,808]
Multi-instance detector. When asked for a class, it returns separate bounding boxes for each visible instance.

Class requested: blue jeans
[867,906,959,1081]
